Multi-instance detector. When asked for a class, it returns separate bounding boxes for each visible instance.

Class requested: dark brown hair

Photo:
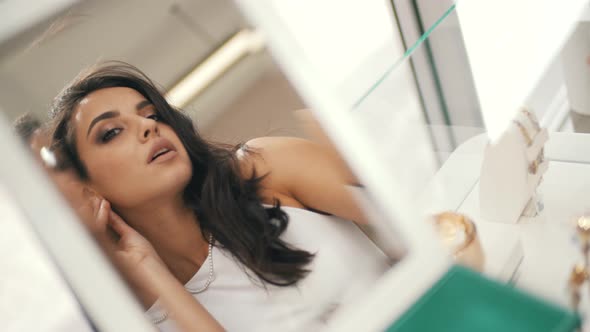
[49,61,313,286]
[13,112,41,143]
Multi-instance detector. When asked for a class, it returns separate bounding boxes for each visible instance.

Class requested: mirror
[0,1,408,331]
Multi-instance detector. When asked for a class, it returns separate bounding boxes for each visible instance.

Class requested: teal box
[386,265,581,332]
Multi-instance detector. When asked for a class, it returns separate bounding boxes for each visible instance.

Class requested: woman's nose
[140,118,159,141]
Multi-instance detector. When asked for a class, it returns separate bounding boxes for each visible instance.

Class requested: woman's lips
[150,149,178,164]
[147,138,177,164]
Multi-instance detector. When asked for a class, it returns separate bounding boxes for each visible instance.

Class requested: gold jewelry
[528,148,544,174]
[513,120,533,146]
[432,212,484,271]
[576,216,590,267]
[521,108,541,132]
[568,263,587,310]
[569,264,587,285]
[568,216,590,311]
[576,216,590,244]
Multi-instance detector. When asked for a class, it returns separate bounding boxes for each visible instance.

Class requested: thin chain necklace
[151,233,215,325]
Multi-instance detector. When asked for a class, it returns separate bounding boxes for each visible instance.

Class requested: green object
[386,265,581,332]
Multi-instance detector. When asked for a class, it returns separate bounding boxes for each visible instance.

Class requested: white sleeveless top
[146,206,390,331]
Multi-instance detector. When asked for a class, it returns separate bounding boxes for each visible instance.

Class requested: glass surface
[237,1,590,331]
[350,2,485,173]
[354,1,457,109]
[351,5,484,170]
[353,3,590,331]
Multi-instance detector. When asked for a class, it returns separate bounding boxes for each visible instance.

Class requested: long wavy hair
[49,61,314,286]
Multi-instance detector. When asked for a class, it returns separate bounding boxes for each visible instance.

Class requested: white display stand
[326,131,588,332]
[435,132,590,323]
[480,112,549,223]
[420,133,525,282]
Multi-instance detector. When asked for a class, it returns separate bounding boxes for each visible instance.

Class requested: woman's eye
[100,128,122,143]
[147,114,161,121]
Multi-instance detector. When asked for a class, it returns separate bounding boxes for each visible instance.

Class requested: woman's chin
[158,167,192,193]
[116,170,192,208]
[150,157,192,181]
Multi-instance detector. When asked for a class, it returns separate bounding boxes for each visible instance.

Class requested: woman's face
[72,87,192,209]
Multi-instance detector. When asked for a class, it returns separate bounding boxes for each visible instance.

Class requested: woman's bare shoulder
[236,137,314,204]
[236,136,312,176]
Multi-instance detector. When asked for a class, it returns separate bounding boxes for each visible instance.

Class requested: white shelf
[433,132,590,317]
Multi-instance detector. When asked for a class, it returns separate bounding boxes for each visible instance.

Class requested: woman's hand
[82,199,224,330]
[78,197,169,308]
[92,199,164,273]
[57,181,223,330]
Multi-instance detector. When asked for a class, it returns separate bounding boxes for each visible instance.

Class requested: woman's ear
[82,186,102,206]
[82,186,101,199]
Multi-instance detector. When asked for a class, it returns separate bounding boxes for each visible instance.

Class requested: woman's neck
[117,197,209,285]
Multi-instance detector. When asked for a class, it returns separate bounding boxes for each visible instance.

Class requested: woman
[49,62,390,331]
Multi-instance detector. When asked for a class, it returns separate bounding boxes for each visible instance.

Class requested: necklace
[185,233,215,293]
[151,233,215,325]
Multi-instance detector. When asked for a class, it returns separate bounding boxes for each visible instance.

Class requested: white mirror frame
[235,2,451,331]
[0,112,155,332]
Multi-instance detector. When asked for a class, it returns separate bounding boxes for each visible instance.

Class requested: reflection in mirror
[1,1,405,331]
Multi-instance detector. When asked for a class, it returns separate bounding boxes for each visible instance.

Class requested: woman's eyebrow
[86,110,120,138]
[136,100,152,110]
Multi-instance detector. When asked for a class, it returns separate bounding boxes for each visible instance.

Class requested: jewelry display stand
[420,134,524,283]
[407,130,590,329]
[434,132,590,325]
[479,110,548,223]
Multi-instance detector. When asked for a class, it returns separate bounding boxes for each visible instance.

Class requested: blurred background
[0,0,309,144]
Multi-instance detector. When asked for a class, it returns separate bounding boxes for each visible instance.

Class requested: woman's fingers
[108,210,136,238]
[78,198,108,235]
[95,199,110,230]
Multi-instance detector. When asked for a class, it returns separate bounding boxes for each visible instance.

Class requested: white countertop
[429,131,590,326]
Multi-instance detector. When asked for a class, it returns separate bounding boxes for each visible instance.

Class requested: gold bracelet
[432,212,484,272]
[513,120,533,146]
